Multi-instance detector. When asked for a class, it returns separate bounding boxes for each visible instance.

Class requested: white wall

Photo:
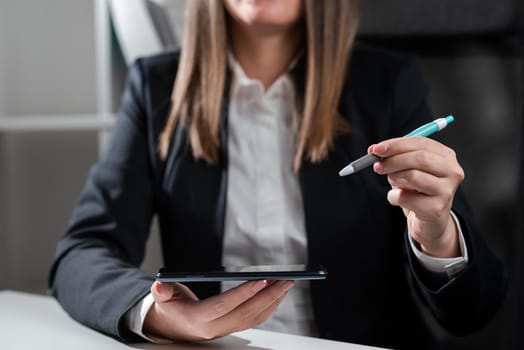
[0,0,186,293]
[3,0,96,115]
[1,0,99,292]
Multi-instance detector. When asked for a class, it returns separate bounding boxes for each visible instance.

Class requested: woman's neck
[229,23,303,90]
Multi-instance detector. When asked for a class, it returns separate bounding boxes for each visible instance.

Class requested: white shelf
[0,114,115,132]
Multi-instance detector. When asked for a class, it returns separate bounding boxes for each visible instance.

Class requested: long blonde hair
[159,0,361,171]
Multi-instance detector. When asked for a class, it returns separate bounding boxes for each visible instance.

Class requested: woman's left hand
[369,136,465,258]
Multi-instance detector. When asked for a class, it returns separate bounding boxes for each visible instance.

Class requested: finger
[374,150,452,178]
[208,280,294,336]
[371,137,455,159]
[386,170,444,196]
[387,188,452,222]
[225,293,287,335]
[151,281,175,303]
[190,279,269,322]
[171,282,199,301]
[250,293,287,325]
[151,281,199,303]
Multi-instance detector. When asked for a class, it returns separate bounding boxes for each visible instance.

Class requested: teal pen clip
[338,115,455,176]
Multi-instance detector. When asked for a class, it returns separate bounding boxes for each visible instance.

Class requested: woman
[49,0,506,349]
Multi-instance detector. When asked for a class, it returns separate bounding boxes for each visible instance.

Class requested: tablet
[156,264,327,282]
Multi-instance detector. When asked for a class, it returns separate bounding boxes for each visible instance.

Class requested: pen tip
[445,115,455,124]
[339,165,354,176]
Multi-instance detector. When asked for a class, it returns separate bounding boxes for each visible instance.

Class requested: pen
[338,115,455,176]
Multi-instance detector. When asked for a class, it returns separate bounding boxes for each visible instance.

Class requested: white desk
[0,290,386,350]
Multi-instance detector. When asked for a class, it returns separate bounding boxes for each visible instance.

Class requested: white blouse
[221,53,317,336]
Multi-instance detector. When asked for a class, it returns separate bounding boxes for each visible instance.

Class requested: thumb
[151,281,175,303]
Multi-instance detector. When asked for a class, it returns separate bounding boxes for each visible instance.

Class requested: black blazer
[49,43,506,350]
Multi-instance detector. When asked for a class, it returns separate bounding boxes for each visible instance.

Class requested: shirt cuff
[408,211,469,278]
[124,293,174,344]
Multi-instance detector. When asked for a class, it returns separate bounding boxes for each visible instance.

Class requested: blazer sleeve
[391,58,508,334]
[48,59,157,342]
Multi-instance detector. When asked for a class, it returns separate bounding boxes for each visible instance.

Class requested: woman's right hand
[143,279,294,342]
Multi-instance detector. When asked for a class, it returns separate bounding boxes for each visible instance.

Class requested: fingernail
[374,143,387,154]
[387,188,401,203]
[282,281,295,291]
[252,280,267,293]
[158,281,172,293]
[373,161,384,173]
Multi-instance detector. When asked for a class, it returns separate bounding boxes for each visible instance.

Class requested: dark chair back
[359,1,523,349]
